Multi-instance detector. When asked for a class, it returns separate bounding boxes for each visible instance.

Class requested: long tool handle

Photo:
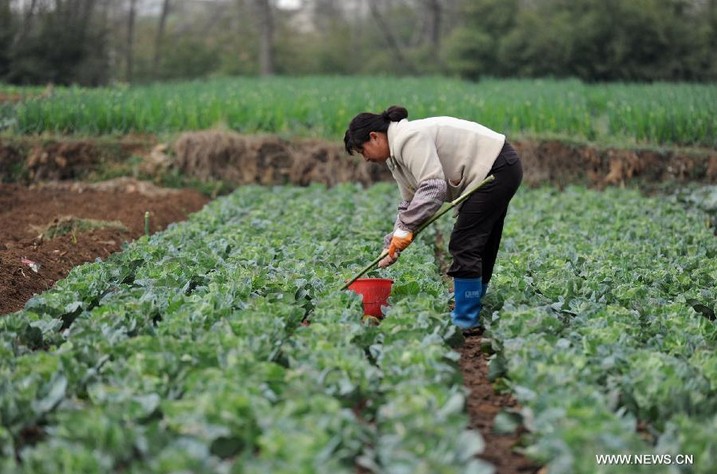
[340,174,495,290]
[340,249,390,291]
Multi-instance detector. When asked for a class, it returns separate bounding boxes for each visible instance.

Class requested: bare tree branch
[126,0,137,82]
[368,0,415,73]
[424,0,441,49]
[11,0,39,47]
[153,0,171,73]
[254,0,274,75]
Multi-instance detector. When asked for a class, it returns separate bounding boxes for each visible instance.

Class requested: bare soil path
[461,333,541,473]
[0,180,209,315]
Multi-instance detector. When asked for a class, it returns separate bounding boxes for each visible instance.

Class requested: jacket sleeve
[392,129,447,232]
[396,178,447,232]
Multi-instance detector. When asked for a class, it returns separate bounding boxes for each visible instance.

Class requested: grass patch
[33,216,128,239]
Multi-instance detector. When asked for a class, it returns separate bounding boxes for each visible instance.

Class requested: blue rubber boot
[451,277,483,329]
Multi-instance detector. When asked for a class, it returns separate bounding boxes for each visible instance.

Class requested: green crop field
[2,183,716,473]
[2,75,717,472]
[2,76,716,147]
[459,186,717,473]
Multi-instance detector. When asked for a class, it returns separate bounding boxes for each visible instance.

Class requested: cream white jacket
[385,117,506,232]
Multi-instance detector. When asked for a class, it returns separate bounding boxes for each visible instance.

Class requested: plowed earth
[0,180,209,315]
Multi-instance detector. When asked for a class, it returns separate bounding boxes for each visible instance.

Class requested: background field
[3,77,716,148]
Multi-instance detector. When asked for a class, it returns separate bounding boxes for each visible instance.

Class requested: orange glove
[388,229,413,257]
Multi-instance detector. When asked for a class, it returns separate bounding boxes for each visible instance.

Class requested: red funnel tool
[347,278,393,317]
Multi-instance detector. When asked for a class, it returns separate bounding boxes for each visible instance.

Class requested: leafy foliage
[3,182,717,472]
[0,183,490,473]
[447,0,717,82]
[432,186,717,474]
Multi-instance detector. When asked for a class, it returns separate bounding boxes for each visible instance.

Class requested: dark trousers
[447,142,523,281]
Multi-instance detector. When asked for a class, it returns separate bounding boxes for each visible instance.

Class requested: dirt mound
[291,138,392,186]
[170,132,717,189]
[515,139,717,189]
[35,176,186,198]
[172,131,391,187]
[30,215,128,239]
[2,132,716,191]
[0,135,154,183]
[0,142,24,182]
[26,141,100,181]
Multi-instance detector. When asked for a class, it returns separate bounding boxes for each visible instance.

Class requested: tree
[254,0,275,75]
[276,0,354,74]
[153,0,171,75]
[703,0,717,77]
[368,0,415,74]
[444,0,518,80]
[5,0,109,85]
[423,0,441,51]
[0,0,13,78]
[3,0,715,85]
[554,0,713,81]
[126,0,137,83]
[446,0,717,82]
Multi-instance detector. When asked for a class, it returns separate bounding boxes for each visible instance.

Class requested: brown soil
[4,132,716,190]
[0,178,209,315]
[436,232,540,473]
[462,333,541,473]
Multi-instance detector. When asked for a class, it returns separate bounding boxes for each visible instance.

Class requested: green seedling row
[4,77,716,147]
[2,183,717,473]
[434,186,717,474]
[0,183,490,474]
